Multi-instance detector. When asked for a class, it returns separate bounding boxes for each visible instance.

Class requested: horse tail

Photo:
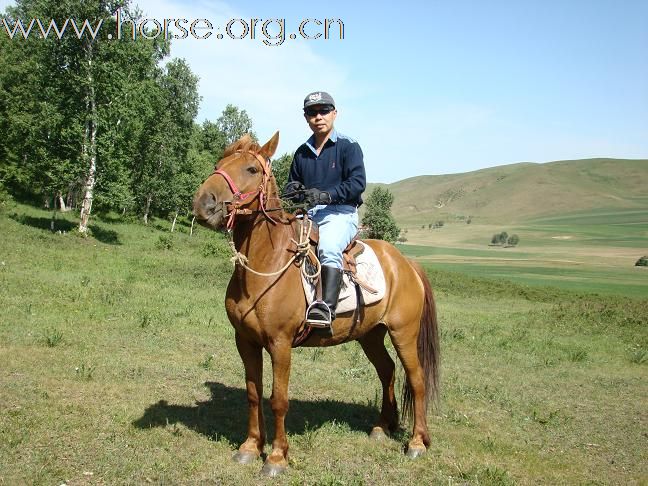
[401,260,440,421]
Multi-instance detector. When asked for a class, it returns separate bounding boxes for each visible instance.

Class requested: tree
[0,0,171,231]
[199,120,227,161]
[272,152,293,192]
[490,231,517,246]
[134,59,200,224]
[216,104,256,145]
[361,187,400,243]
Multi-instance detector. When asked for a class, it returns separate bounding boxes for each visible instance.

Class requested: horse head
[193,132,280,230]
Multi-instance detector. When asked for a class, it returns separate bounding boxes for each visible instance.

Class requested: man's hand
[282,181,306,202]
[304,188,332,207]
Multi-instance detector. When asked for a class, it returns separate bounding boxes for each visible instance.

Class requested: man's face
[304,104,337,137]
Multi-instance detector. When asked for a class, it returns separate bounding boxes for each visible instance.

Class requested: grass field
[380,158,648,225]
[1,203,647,485]
[397,207,648,298]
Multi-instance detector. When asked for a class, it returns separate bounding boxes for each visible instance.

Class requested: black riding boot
[306,265,343,329]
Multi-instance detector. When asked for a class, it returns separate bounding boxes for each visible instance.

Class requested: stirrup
[305,300,332,328]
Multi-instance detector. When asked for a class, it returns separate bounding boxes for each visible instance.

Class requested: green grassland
[396,205,648,298]
[1,203,647,485]
[368,158,648,225]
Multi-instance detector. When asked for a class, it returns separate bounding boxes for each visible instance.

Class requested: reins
[214,149,321,280]
[225,217,321,279]
[213,148,321,346]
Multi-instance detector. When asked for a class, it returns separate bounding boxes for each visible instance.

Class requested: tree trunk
[56,191,67,212]
[143,194,152,224]
[190,216,195,236]
[79,42,97,234]
[66,190,74,210]
[142,149,164,225]
[171,211,178,232]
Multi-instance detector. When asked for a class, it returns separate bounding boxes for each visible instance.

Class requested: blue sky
[2,0,647,182]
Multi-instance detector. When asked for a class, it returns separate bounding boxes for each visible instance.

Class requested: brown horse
[192,132,440,476]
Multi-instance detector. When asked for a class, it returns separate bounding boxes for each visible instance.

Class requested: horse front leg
[233,332,265,464]
[261,338,292,477]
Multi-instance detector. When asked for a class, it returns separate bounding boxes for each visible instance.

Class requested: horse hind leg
[388,329,431,458]
[358,324,399,439]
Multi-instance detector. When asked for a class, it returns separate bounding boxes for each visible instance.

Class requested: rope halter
[212,150,279,230]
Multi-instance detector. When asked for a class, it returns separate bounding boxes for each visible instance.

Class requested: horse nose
[193,191,218,220]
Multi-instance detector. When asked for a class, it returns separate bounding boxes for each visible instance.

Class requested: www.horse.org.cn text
[1,10,345,46]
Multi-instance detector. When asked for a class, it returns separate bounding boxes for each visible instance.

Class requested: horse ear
[258,131,279,159]
[224,134,254,157]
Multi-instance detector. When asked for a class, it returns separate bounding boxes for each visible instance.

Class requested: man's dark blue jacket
[288,129,366,207]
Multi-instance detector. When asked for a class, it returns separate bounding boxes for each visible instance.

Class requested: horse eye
[247,166,260,174]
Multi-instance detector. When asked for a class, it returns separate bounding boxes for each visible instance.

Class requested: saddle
[296,217,386,315]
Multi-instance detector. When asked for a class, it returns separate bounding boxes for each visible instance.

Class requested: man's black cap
[303,91,335,109]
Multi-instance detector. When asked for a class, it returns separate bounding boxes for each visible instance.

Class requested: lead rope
[227,218,321,279]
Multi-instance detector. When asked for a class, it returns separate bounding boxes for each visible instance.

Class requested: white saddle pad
[301,241,386,314]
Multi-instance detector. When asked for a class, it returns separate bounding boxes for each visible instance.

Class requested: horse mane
[223,134,260,158]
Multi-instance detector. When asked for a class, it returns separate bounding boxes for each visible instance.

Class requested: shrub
[42,328,63,347]
[0,183,13,212]
[635,256,648,267]
[155,235,174,250]
[201,238,232,259]
[491,231,516,246]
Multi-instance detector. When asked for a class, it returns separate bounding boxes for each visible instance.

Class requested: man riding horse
[284,91,366,331]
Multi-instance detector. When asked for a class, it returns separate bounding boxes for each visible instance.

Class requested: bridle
[210,148,322,347]
[212,150,280,229]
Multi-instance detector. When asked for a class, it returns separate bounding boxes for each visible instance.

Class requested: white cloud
[134,0,348,157]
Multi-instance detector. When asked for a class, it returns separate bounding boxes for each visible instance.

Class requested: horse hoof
[369,427,388,441]
[261,462,287,477]
[232,451,258,465]
[406,446,426,459]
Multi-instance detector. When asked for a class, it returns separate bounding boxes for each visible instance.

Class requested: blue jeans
[307,204,358,269]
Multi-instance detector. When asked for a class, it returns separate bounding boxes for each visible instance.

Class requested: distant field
[411,260,648,298]
[397,207,648,298]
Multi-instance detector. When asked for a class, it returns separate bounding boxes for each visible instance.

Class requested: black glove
[282,181,306,202]
[304,188,332,207]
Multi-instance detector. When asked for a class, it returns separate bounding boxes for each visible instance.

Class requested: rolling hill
[368,158,648,225]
